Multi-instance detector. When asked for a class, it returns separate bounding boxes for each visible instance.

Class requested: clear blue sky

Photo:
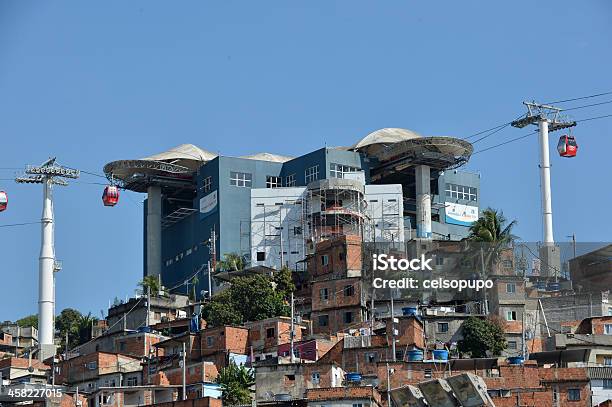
[1,1,611,321]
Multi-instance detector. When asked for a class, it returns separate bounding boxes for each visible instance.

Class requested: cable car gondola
[557,135,578,158]
[0,191,7,212]
[102,185,120,207]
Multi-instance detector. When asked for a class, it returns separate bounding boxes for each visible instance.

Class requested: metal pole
[290,292,295,363]
[182,342,186,400]
[386,363,392,407]
[39,177,55,361]
[207,261,212,299]
[538,119,554,245]
[390,289,396,362]
[146,286,151,327]
[146,185,163,277]
[480,247,489,315]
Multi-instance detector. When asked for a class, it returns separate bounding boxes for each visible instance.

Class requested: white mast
[16,158,80,361]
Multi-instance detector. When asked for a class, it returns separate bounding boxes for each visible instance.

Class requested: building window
[604,357,612,366]
[206,336,213,347]
[344,311,353,324]
[329,163,359,178]
[202,176,212,193]
[305,165,319,183]
[318,315,329,327]
[311,372,320,384]
[506,283,516,294]
[266,176,282,188]
[321,255,329,266]
[502,259,513,268]
[266,328,275,338]
[119,342,126,352]
[507,341,517,350]
[365,352,377,363]
[293,226,302,236]
[256,251,266,261]
[285,174,296,187]
[436,256,444,266]
[319,288,329,301]
[87,361,97,370]
[605,324,612,335]
[567,389,580,401]
[445,183,477,201]
[603,379,612,389]
[230,171,252,187]
[344,285,355,297]
[437,322,449,333]
[506,311,517,321]
[352,404,363,407]
[126,377,138,386]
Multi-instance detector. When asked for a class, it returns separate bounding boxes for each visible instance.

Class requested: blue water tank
[548,282,560,291]
[138,326,152,333]
[536,281,547,290]
[346,372,362,382]
[402,307,418,317]
[432,350,449,361]
[507,356,524,365]
[406,350,424,361]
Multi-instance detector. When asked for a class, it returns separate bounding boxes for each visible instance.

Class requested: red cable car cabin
[102,186,120,207]
[557,135,578,158]
[0,191,7,212]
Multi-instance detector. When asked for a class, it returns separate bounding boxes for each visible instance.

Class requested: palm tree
[216,252,247,272]
[138,275,161,296]
[468,207,518,273]
[215,362,255,405]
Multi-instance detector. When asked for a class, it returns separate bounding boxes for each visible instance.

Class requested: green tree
[216,253,247,272]
[77,312,99,345]
[215,362,255,405]
[138,275,161,296]
[273,266,296,300]
[16,315,38,329]
[468,207,518,272]
[202,274,289,327]
[458,316,506,358]
[229,275,288,322]
[201,291,242,327]
[56,308,83,350]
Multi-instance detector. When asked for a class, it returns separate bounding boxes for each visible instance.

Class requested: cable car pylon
[15,158,80,361]
[511,101,576,280]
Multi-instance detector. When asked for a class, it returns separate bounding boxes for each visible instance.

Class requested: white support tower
[16,158,80,361]
[512,102,576,277]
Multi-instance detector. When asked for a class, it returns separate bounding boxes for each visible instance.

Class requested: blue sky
[1,1,611,321]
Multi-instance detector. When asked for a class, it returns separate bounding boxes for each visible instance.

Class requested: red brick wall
[151,362,219,385]
[200,326,248,356]
[311,278,363,312]
[149,396,221,407]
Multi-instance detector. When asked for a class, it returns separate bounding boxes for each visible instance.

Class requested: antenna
[15,158,80,361]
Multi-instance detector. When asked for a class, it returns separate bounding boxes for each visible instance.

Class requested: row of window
[318,311,355,326]
[445,183,477,201]
[329,163,359,178]
[165,245,199,267]
[319,285,355,301]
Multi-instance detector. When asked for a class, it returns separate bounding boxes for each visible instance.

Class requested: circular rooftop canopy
[354,128,422,149]
[103,144,217,192]
[239,152,294,163]
[356,128,473,171]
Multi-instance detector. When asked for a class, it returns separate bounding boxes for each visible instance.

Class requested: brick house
[311,278,367,335]
[245,316,308,361]
[306,386,383,407]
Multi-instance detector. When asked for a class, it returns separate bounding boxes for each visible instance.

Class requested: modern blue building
[103,128,478,295]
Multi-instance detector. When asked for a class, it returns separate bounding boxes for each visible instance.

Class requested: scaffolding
[305,179,369,247]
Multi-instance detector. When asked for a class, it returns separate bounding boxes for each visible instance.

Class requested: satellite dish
[28,366,35,373]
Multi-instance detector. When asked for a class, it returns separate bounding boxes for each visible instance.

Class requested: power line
[561,99,612,112]
[576,113,612,123]
[0,221,42,228]
[543,91,612,105]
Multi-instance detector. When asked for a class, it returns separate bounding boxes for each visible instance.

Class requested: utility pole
[16,158,79,361]
[181,342,186,400]
[390,289,396,362]
[480,247,489,315]
[386,363,392,407]
[146,286,151,327]
[207,260,212,299]
[290,292,295,363]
